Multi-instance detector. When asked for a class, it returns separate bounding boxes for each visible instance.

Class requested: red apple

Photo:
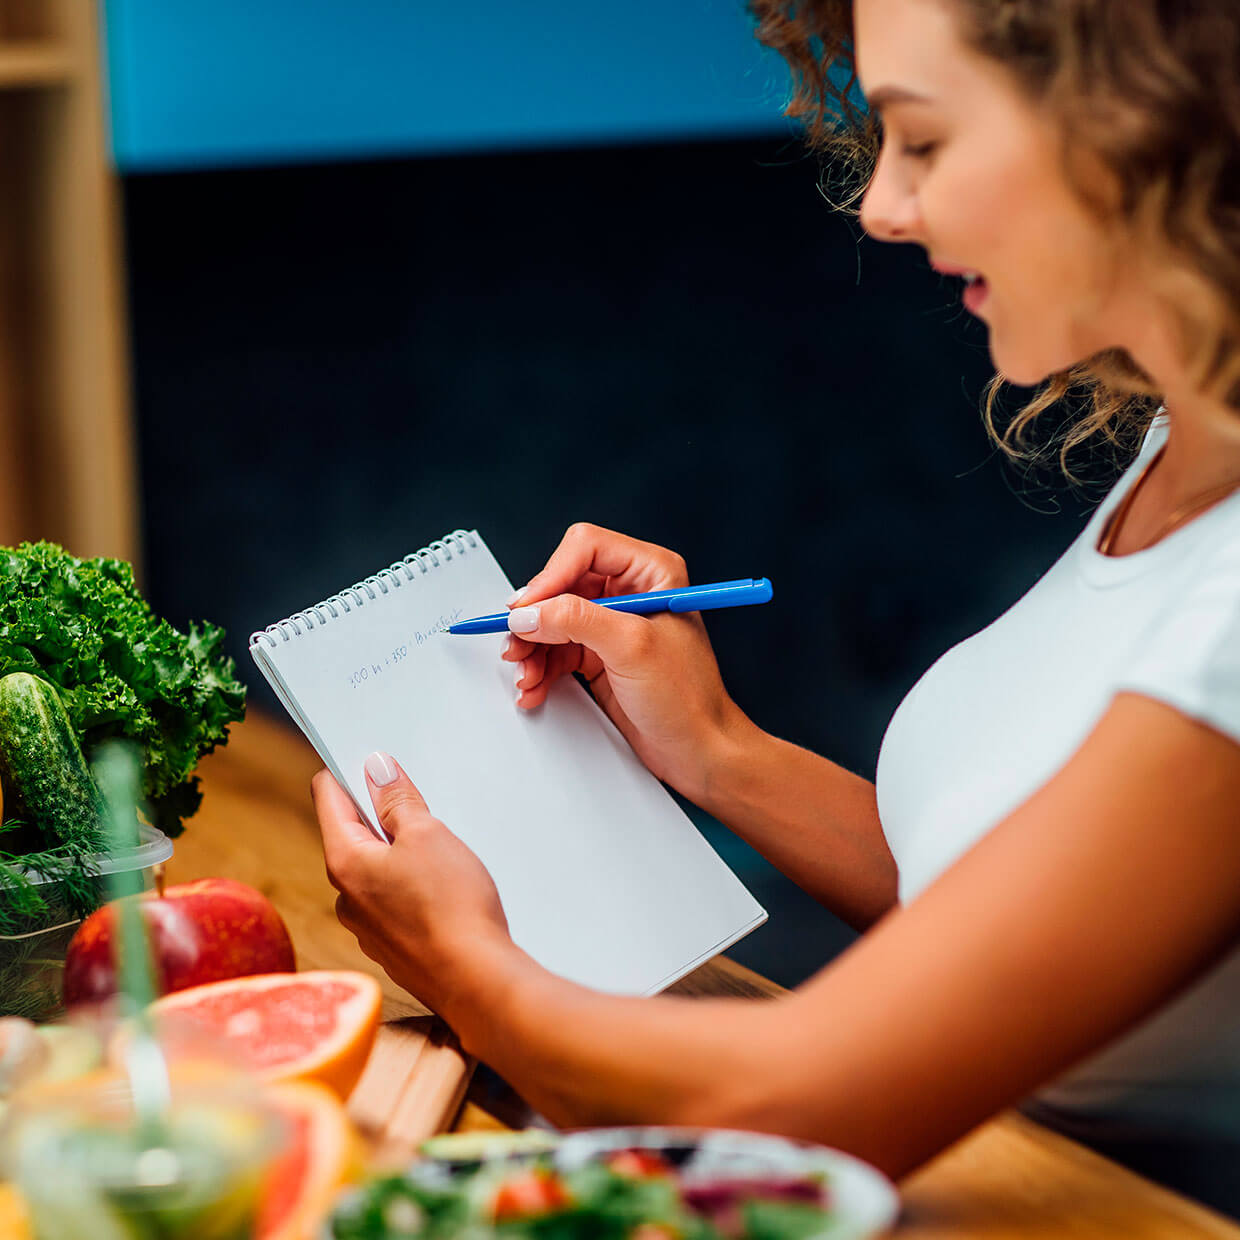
[62,878,297,1007]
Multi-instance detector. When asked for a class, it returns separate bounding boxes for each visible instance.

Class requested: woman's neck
[1151,390,1240,504]
[1102,393,1240,557]
[1124,303,1240,502]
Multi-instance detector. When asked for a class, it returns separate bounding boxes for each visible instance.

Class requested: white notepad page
[250,530,766,996]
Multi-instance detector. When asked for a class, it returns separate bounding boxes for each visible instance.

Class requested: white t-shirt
[875,413,1240,1141]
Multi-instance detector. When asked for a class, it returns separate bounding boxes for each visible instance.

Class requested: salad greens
[0,541,245,838]
[329,1149,835,1240]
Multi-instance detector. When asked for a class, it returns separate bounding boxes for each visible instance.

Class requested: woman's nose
[859,161,922,244]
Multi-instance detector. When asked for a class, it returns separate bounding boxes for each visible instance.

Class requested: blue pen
[447,578,774,635]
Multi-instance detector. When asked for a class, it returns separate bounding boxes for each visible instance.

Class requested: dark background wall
[122,135,1103,986]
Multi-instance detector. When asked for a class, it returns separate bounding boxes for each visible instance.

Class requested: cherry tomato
[630,1225,680,1240]
[491,1170,571,1221]
[606,1149,675,1179]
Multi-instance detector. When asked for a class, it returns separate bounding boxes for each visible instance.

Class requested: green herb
[0,840,96,1017]
[0,836,97,925]
[0,543,245,1019]
[0,541,246,837]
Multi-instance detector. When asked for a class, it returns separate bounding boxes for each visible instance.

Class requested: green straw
[93,741,170,1139]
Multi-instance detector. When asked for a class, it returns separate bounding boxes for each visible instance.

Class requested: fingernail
[507,587,527,607]
[501,635,514,658]
[365,751,399,786]
[508,606,540,634]
[515,660,527,688]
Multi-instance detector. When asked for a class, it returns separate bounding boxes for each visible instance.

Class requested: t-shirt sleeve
[1118,539,1240,747]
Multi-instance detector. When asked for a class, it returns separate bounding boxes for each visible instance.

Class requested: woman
[313,0,1240,1211]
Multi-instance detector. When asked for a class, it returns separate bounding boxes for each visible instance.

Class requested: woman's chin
[994,364,1050,387]
[988,340,1066,389]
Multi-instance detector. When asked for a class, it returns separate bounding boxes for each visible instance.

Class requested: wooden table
[172,711,1240,1238]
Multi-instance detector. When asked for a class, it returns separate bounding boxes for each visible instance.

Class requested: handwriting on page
[345,609,465,689]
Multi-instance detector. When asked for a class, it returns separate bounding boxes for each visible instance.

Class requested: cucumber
[0,672,104,854]
[420,1129,560,1164]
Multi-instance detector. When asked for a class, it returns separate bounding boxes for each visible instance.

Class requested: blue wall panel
[104,1,791,171]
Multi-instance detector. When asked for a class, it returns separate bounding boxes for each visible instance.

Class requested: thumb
[507,593,656,677]
[364,751,433,838]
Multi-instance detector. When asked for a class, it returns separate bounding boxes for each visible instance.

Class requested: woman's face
[853,0,1136,386]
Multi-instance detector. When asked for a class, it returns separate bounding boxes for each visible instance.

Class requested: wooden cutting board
[166,709,474,1158]
[346,1017,473,1164]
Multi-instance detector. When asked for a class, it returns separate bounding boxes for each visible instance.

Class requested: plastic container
[0,824,174,1022]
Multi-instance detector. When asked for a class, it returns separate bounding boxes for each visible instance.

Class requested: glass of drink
[2,1064,284,1240]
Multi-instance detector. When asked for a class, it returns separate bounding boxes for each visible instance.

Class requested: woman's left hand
[311,752,512,1015]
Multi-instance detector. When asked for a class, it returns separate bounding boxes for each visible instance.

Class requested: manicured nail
[515,660,527,689]
[365,751,399,786]
[507,587,527,607]
[508,606,540,634]
[502,635,514,658]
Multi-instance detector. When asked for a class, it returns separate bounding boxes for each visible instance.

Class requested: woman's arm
[326,690,1240,1181]
[499,522,897,929]
[698,716,896,929]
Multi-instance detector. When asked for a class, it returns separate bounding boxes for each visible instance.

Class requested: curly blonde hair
[749,0,1240,477]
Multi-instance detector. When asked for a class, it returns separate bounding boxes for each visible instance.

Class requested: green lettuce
[0,541,246,837]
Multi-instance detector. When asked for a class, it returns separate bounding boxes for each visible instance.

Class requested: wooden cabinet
[0,0,137,566]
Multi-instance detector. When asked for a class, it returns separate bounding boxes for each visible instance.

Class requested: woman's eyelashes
[900,140,939,160]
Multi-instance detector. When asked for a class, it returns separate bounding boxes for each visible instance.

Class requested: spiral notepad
[250,529,766,996]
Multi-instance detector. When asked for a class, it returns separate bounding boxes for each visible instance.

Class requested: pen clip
[666,578,772,612]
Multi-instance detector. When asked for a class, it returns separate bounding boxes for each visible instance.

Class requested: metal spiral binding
[249,529,478,649]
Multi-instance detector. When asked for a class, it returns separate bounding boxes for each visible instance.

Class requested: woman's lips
[963,275,990,314]
[931,261,990,315]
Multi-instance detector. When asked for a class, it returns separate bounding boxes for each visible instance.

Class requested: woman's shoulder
[1118,499,1240,750]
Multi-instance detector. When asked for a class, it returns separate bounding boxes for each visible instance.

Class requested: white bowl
[556,1126,899,1240]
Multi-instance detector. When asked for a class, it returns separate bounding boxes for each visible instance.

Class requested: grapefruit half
[151,971,382,1101]
[257,1080,363,1240]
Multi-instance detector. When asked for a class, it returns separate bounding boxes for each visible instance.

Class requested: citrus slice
[0,1183,32,1240]
[151,971,382,1101]
[257,1080,363,1240]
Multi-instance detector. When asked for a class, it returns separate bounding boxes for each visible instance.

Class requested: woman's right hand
[499,522,750,804]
